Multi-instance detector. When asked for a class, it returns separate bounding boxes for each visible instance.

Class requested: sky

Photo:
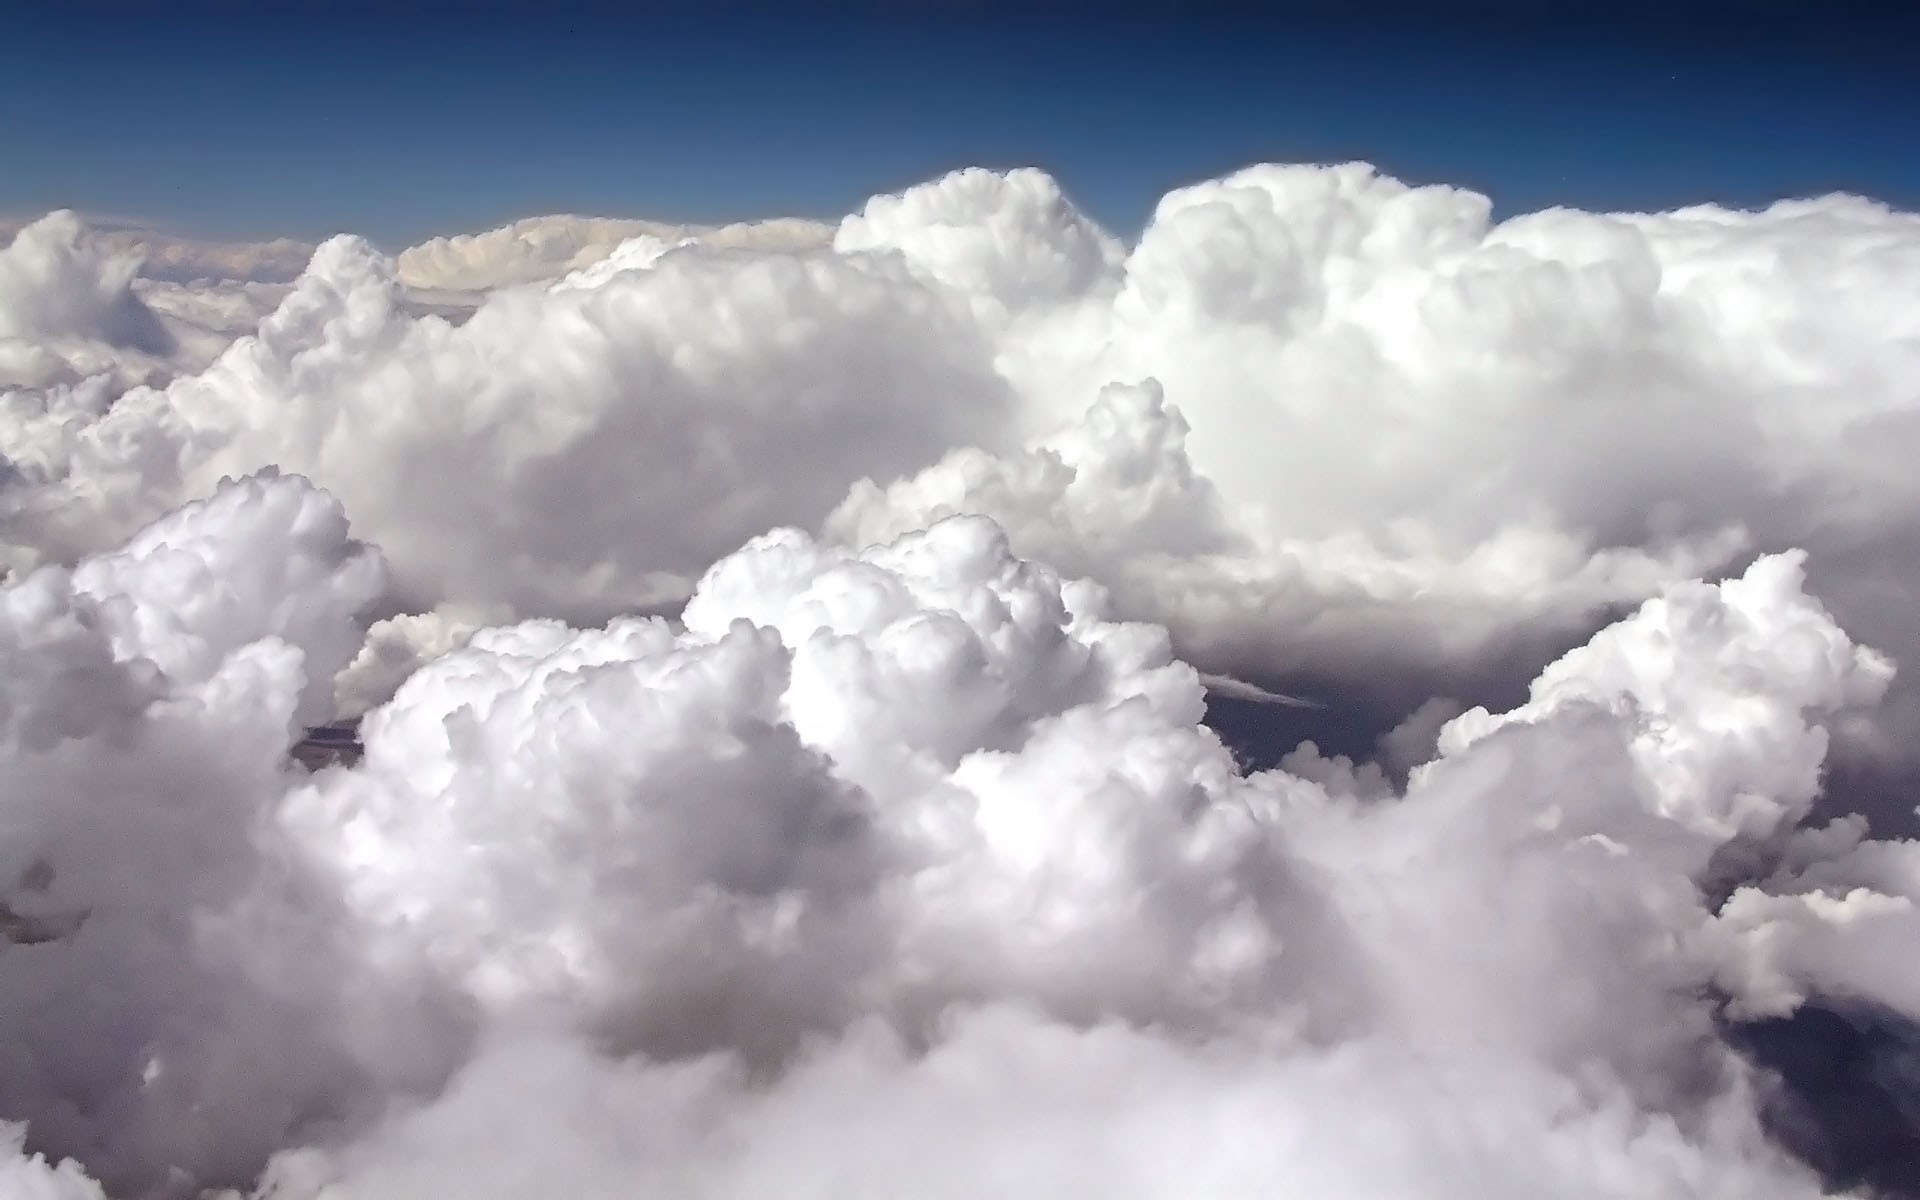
[5,0,1918,246]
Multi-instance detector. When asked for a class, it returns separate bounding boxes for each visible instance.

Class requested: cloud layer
[7,165,1918,728]
[3,471,1917,1197]
[4,162,1920,1193]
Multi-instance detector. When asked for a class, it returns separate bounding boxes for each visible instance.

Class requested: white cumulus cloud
[5,162,1920,1191]
[1,476,1907,1196]
[9,164,1918,749]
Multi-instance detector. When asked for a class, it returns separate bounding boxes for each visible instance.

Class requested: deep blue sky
[3,1,1916,248]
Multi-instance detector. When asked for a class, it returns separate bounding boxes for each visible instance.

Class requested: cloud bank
[394,212,834,292]
[3,470,1917,1197]
[4,161,1920,1193]
[7,165,1918,727]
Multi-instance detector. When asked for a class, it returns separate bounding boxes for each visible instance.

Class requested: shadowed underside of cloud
[4,163,1920,1194]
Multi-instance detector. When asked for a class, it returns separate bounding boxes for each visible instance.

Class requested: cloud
[11,164,1919,762]
[0,213,306,404]
[329,603,500,717]
[0,211,178,390]
[4,475,1910,1195]
[0,213,316,286]
[0,473,474,1196]
[4,161,1920,1193]
[3,227,1015,616]
[0,208,828,451]
[394,212,835,292]
[1197,669,1324,707]
[102,228,313,287]
[257,1013,1828,1200]
[0,214,170,349]
[833,166,1920,715]
[0,1125,105,1200]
